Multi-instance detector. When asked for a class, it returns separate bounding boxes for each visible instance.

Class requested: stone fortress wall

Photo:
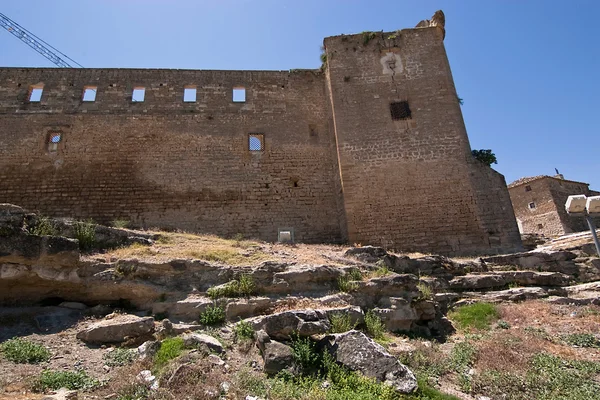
[0,12,523,255]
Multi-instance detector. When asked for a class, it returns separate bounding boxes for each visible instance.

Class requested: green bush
[199,304,226,326]
[562,333,600,348]
[0,338,51,364]
[329,312,357,333]
[111,219,130,229]
[29,216,58,236]
[103,348,136,367]
[234,320,255,341]
[370,261,392,278]
[496,320,511,330]
[74,220,97,250]
[207,274,257,299]
[291,335,321,375]
[448,341,477,373]
[116,384,150,400]
[33,370,99,391]
[154,337,184,370]
[417,282,433,300]
[364,310,386,341]
[448,303,499,330]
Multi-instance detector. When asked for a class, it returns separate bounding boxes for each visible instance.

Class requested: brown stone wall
[508,177,598,237]
[0,68,345,243]
[323,27,521,255]
[0,24,523,254]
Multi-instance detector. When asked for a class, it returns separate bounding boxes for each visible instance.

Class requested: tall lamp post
[565,195,600,257]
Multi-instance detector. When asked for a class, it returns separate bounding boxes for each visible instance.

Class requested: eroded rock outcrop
[76,314,155,344]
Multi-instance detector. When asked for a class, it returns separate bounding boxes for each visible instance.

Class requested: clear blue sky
[1,1,599,190]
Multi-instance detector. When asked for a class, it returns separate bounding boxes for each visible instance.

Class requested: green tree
[471,149,497,166]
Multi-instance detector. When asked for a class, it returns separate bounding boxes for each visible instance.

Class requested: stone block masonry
[0,11,522,255]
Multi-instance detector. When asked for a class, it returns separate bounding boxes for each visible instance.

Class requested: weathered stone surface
[256,330,294,375]
[355,274,419,298]
[138,340,161,360]
[251,309,331,340]
[226,297,271,320]
[267,265,343,294]
[323,306,364,326]
[449,274,507,290]
[494,271,572,286]
[320,330,417,393]
[344,246,388,263]
[152,296,213,321]
[483,250,577,268]
[373,298,418,332]
[76,315,155,344]
[41,388,78,400]
[156,319,202,339]
[59,301,87,310]
[464,287,557,302]
[182,332,224,353]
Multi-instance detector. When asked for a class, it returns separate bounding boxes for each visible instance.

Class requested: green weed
[417,282,433,300]
[562,333,600,348]
[33,370,99,391]
[234,320,255,341]
[448,303,499,330]
[199,304,226,326]
[103,348,136,367]
[154,337,184,370]
[207,274,257,299]
[111,219,130,229]
[29,216,58,236]
[0,337,51,364]
[74,220,97,250]
[329,312,357,333]
[363,310,387,342]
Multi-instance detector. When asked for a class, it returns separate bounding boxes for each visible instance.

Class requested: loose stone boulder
[319,330,417,393]
[256,330,294,375]
[344,246,388,263]
[182,332,224,353]
[76,315,155,344]
[251,309,331,340]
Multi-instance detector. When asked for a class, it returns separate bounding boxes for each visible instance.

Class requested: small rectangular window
[537,224,543,229]
[48,132,62,152]
[82,86,97,102]
[249,134,264,152]
[525,185,532,192]
[184,86,197,102]
[233,87,246,102]
[529,202,536,209]
[390,101,411,120]
[132,87,145,102]
[29,85,44,102]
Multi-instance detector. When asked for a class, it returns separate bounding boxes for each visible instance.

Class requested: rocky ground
[1,204,600,400]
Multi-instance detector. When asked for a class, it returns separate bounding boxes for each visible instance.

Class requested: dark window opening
[309,124,318,137]
[537,224,543,229]
[529,202,536,209]
[249,134,264,152]
[390,101,411,120]
[525,185,532,192]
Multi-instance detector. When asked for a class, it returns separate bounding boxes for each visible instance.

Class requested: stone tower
[323,12,522,254]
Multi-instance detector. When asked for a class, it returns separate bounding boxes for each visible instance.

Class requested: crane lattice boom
[0,12,82,68]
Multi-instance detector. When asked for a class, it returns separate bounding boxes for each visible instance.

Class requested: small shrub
[199,304,226,326]
[0,337,51,364]
[329,312,357,333]
[348,269,363,281]
[370,261,392,278]
[103,348,136,367]
[337,275,359,293]
[417,281,433,300]
[154,337,184,369]
[74,220,97,250]
[116,384,150,400]
[362,31,377,45]
[363,310,386,341]
[33,370,99,391]
[471,149,497,166]
[207,274,256,299]
[234,320,255,341]
[496,320,511,330]
[448,302,499,330]
[562,333,600,348]
[449,341,477,373]
[290,335,321,375]
[29,216,58,236]
[111,219,130,229]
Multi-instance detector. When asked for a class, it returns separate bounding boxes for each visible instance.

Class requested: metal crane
[0,12,83,68]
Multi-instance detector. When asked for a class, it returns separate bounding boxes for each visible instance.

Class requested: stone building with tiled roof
[508,174,599,236]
